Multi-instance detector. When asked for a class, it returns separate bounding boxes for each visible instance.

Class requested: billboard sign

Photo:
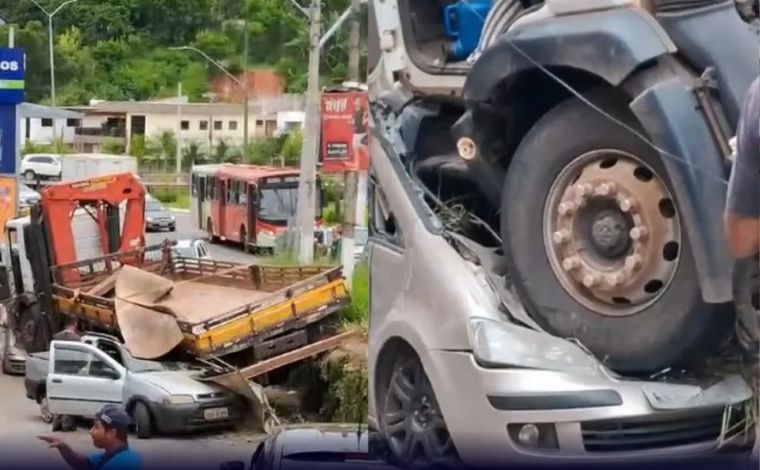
[319,91,369,173]
[0,48,25,105]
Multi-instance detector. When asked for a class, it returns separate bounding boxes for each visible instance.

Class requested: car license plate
[204,407,229,420]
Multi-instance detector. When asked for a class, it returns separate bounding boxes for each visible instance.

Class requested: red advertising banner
[320,91,369,173]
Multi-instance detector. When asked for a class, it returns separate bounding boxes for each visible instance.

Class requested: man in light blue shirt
[38,404,143,470]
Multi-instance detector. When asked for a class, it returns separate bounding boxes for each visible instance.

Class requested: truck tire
[500,90,732,374]
[132,401,153,439]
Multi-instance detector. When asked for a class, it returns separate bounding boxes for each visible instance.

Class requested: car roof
[274,423,371,456]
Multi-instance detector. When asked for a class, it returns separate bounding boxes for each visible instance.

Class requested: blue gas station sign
[0,48,24,177]
[0,48,24,105]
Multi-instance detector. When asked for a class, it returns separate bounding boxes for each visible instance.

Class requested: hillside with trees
[0,0,367,105]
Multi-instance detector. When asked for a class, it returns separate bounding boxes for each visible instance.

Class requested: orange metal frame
[40,173,146,276]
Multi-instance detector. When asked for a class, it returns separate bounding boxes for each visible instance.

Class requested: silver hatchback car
[366,104,756,468]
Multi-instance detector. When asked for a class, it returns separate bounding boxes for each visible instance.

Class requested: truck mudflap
[629,77,733,303]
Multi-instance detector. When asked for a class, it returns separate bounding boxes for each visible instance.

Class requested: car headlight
[170,216,175,222]
[146,217,154,223]
[468,317,599,374]
[164,394,195,405]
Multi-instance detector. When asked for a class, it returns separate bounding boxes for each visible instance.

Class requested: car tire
[379,352,457,467]
[500,89,732,374]
[132,401,153,439]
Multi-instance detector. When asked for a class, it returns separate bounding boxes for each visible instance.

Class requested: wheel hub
[412,395,434,430]
[589,210,631,257]
[544,151,681,317]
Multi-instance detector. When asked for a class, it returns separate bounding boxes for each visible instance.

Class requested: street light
[25,0,79,108]
[170,34,250,156]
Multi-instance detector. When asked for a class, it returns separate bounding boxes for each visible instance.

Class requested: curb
[169,208,191,214]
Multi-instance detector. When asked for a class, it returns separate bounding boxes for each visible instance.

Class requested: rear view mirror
[219,461,245,470]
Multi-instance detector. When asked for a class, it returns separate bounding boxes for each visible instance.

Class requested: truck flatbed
[50,243,350,360]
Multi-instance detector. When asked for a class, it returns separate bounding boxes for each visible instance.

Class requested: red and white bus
[190,164,324,252]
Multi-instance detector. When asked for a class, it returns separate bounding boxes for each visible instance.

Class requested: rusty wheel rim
[543,150,681,317]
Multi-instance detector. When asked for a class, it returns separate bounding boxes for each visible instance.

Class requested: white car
[20,154,62,181]
[173,239,210,259]
[18,183,41,211]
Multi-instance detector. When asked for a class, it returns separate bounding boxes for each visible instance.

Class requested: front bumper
[428,351,754,467]
[150,396,245,434]
[4,353,26,375]
[146,221,175,231]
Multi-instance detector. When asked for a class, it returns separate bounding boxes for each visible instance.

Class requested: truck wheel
[500,90,731,374]
[380,354,456,467]
[132,402,153,439]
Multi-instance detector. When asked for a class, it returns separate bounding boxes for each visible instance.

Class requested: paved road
[146,210,260,264]
[0,327,263,469]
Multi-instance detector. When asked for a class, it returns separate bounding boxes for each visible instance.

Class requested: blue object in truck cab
[443,0,493,61]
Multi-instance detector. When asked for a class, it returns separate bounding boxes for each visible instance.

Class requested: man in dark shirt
[724,77,759,358]
[53,316,82,342]
[51,316,82,431]
[726,77,760,258]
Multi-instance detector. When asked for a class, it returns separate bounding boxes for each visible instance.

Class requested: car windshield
[146,200,165,212]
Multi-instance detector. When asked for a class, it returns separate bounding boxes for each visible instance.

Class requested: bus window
[240,183,248,206]
[208,177,215,200]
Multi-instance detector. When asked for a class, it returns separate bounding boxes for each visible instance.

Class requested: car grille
[581,408,746,452]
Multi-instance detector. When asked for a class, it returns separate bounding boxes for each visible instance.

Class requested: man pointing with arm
[38,405,142,470]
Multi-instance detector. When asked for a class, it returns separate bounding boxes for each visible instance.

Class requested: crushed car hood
[137,370,222,395]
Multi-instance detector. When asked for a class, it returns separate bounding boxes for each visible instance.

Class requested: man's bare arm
[38,436,91,470]
[725,213,760,259]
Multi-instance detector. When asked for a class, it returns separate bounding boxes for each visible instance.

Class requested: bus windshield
[258,185,321,224]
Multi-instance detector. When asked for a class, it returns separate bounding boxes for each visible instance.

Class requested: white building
[66,96,305,154]
[18,103,83,147]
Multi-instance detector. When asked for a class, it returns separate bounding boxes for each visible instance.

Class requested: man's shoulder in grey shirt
[726,77,760,218]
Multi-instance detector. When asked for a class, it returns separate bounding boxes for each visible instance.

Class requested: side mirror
[219,461,245,470]
[103,369,121,380]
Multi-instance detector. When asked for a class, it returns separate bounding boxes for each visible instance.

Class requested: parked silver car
[25,333,245,438]
[366,114,755,467]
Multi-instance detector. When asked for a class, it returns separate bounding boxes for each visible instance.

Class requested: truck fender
[463,7,676,103]
[629,77,733,303]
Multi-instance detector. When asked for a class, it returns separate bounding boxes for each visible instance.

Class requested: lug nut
[619,198,636,213]
[625,254,643,271]
[594,183,617,196]
[562,256,580,271]
[583,273,600,288]
[552,229,570,245]
[604,273,623,287]
[575,183,593,198]
[558,202,576,216]
[630,226,648,241]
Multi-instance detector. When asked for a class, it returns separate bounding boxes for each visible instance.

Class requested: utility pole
[341,0,363,282]
[242,23,250,159]
[293,0,365,264]
[175,82,183,175]
[294,0,321,265]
